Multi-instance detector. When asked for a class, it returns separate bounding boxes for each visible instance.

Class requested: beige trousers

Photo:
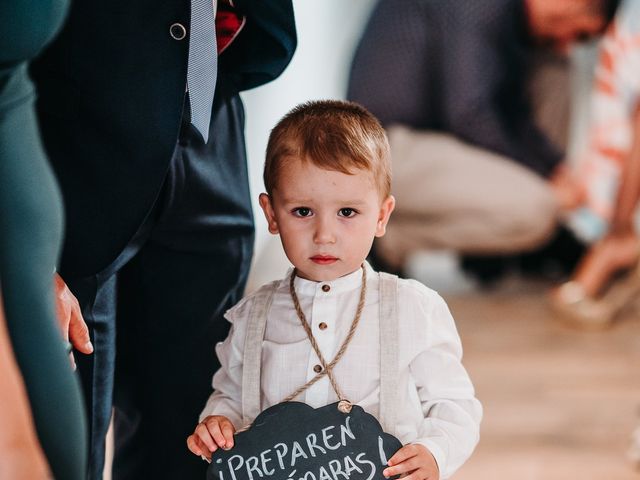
[377,51,569,269]
[377,127,559,268]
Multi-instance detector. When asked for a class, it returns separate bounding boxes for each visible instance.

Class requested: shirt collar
[287,261,375,297]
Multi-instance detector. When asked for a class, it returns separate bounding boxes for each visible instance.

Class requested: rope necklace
[283,264,367,413]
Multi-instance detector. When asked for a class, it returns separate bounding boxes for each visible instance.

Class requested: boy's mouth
[310,255,338,265]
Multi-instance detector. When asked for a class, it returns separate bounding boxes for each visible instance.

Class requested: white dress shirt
[200,263,482,479]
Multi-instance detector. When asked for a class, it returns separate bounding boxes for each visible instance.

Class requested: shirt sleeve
[198,304,247,428]
[440,5,563,177]
[408,288,482,479]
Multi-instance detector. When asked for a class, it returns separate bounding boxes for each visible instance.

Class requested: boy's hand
[383,443,439,480]
[187,415,236,459]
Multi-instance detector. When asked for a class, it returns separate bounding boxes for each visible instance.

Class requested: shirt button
[318,322,328,330]
[313,364,323,373]
[169,23,187,40]
[321,284,330,292]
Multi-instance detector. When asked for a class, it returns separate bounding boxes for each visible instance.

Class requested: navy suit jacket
[32,0,296,277]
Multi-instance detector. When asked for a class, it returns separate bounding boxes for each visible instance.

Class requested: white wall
[241,0,376,290]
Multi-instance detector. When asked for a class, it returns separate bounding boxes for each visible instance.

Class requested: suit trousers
[376,127,559,269]
[68,107,254,479]
[376,52,570,270]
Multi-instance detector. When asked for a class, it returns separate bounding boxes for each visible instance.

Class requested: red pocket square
[216,0,246,54]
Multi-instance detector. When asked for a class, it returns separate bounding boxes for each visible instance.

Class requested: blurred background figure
[347,0,618,285]
[0,0,88,478]
[551,0,640,329]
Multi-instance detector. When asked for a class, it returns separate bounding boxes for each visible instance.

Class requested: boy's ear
[259,193,279,234]
[375,195,395,238]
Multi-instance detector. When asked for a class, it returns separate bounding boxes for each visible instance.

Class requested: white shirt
[200,263,482,479]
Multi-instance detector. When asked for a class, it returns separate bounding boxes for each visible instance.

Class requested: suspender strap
[241,282,277,424]
[240,272,399,434]
[378,272,399,436]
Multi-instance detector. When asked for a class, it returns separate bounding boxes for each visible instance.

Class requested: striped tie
[188,0,217,144]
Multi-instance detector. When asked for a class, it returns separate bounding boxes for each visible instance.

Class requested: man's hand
[54,273,93,369]
[187,415,236,460]
[383,443,439,480]
[549,164,586,212]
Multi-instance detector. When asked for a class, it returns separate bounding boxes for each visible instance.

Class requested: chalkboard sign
[207,402,402,480]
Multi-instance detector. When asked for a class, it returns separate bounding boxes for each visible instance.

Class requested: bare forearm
[611,106,640,232]
[0,299,50,480]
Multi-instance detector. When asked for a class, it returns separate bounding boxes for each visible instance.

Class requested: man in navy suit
[32,1,296,478]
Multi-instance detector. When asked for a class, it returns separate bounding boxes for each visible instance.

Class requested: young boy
[187,100,482,480]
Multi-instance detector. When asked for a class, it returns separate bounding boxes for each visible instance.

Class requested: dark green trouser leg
[0,65,88,480]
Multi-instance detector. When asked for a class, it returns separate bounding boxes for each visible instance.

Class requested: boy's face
[259,157,395,282]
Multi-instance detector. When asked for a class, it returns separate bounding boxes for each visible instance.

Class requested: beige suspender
[241,282,277,425]
[378,272,399,437]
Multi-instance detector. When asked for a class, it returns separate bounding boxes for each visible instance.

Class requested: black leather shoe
[518,226,586,280]
[461,254,511,288]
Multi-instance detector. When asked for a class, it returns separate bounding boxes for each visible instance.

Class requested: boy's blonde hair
[264,100,391,198]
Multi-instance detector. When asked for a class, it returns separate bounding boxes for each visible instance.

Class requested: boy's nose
[313,218,336,244]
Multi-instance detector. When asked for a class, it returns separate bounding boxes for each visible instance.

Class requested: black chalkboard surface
[207,402,402,480]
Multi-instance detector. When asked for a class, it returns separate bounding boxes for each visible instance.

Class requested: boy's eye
[338,208,356,218]
[292,207,312,217]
